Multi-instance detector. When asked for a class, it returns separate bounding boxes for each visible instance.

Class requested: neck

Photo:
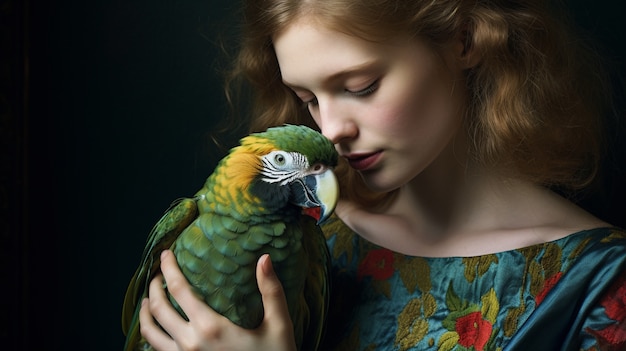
[336,160,607,257]
[386,159,507,239]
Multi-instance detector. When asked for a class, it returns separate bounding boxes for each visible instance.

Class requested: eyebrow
[282,60,380,89]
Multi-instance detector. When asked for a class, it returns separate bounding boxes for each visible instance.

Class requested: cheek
[365,85,465,159]
[367,70,437,133]
[368,89,431,137]
[396,73,463,134]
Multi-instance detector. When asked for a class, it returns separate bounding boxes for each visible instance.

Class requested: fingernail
[161,250,169,260]
[261,254,273,275]
[141,298,148,306]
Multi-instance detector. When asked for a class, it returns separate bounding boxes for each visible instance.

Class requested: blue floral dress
[318,216,626,351]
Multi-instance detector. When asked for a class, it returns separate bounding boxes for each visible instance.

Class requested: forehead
[273,20,405,86]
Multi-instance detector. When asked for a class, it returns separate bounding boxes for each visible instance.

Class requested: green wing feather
[294,216,332,351]
[122,197,198,351]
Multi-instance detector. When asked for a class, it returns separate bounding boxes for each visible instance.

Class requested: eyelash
[301,80,379,109]
[346,80,379,97]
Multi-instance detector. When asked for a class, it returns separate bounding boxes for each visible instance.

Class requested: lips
[345,151,382,171]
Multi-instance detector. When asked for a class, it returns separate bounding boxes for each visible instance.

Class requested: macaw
[122,124,338,351]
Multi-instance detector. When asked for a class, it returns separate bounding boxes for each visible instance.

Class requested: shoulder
[563,227,626,349]
[549,227,626,297]
[543,226,626,312]
[582,264,626,349]
[514,227,626,286]
[562,227,626,261]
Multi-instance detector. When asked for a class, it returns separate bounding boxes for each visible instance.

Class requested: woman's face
[273,20,470,193]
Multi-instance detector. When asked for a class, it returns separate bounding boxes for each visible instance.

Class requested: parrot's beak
[312,169,339,224]
[292,169,339,224]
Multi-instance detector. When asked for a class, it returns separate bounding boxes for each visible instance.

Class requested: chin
[358,170,405,194]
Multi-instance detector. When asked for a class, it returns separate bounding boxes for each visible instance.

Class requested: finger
[139,298,179,350]
[161,250,224,324]
[159,250,222,321]
[148,271,188,337]
[256,254,292,326]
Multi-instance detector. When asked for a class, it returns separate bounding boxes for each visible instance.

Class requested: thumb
[256,254,292,325]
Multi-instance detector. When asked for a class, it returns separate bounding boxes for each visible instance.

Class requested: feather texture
[122,125,337,350]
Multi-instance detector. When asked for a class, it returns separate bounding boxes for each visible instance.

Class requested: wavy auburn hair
[223,0,609,208]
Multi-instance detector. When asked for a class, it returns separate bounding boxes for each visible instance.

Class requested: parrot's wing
[121,197,198,347]
[299,216,332,351]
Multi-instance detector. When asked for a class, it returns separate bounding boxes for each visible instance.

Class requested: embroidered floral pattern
[585,271,626,350]
[394,255,436,350]
[455,312,493,350]
[358,248,395,281]
[462,255,498,283]
[439,287,499,351]
[535,271,563,305]
[395,298,431,350]
[321,219,626,351]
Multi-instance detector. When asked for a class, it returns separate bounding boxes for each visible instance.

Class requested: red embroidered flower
[587,324,626,351]
[601,274,626,322]
[535,272,563,305]
[455,311,493,351]
[586,273,626,350]
[357,249,394,281]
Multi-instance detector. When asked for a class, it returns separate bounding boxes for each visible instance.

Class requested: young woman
[138,1,626,350]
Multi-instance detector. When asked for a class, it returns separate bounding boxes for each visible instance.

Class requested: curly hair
[223,0,610,208]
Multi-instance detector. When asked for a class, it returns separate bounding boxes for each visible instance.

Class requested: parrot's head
[215,124,339,224]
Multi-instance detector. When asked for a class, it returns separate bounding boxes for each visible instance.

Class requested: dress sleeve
[579,268,626,351]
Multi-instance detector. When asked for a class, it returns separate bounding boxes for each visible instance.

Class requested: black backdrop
[2,1,625,350]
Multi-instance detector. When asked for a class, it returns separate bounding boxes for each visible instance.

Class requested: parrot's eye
[264,151,296,170]
[261,151,310,184]
[274,154,286,165]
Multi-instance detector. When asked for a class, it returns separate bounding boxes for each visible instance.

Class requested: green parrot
[121,124,338,351]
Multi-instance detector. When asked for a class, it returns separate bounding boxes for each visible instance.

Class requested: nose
[316,97,358,145]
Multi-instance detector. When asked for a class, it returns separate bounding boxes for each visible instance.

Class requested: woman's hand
[139,250,297,351]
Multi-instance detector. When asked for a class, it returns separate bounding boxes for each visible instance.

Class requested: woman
[139,1,626,350]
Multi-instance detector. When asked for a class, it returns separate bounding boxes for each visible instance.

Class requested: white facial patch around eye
[260,151,309,185]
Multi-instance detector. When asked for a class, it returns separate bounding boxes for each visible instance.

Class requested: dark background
[2,0,625,350]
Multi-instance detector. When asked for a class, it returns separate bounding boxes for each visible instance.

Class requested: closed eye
[345,79,379,97]
[296,79,379,110]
